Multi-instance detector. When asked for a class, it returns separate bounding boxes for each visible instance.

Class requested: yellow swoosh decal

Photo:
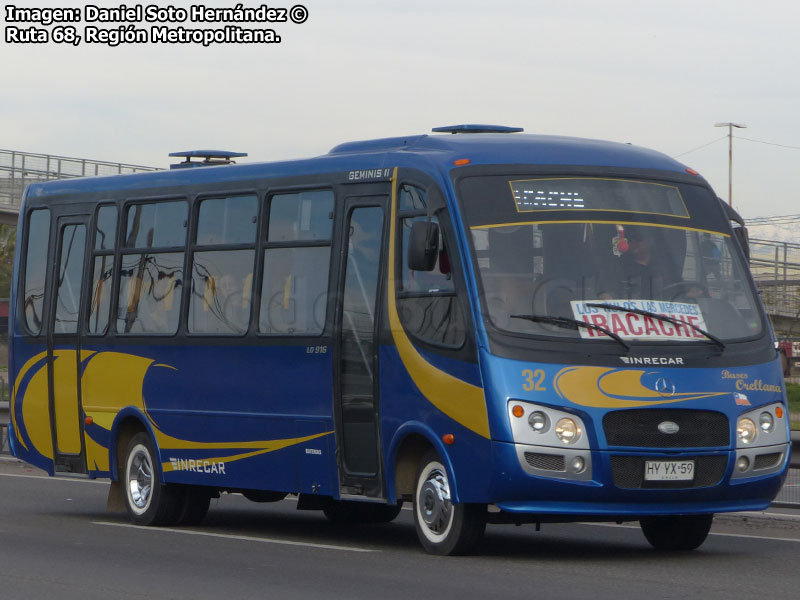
[160,431,333,472]
[554,366,726,408]
[11,350,50,451]
[387,168,490,438]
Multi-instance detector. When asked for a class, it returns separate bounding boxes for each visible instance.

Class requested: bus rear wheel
[123,432,183,526]
[640,514,713,551]
[176,488,211,526]
[413,451,486,555]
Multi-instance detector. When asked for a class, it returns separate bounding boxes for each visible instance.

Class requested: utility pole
[714,122,747,208]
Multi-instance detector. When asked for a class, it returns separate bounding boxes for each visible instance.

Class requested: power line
[672,134,800,160]
[672,135,727,158]
[735,136,800,151]
[746,213,800,225]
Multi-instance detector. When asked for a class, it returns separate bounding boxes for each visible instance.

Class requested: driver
[600,226,666,300]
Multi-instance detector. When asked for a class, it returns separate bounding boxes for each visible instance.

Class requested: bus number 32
[522,369,546,392]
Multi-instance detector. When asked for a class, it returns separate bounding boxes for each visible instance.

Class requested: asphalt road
[2,458,800,600]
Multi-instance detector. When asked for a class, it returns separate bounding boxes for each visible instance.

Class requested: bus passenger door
[334,192,389,496]
[46,216,91,473]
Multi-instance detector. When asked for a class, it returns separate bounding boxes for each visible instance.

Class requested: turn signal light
[453,158,471,166]
[511,405,525,418]
[776,406,784,419]
[84,416,94,425]
[442,433,455,445]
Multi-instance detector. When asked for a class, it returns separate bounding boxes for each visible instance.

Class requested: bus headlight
[737,418,757,444]
[555,418,581,445]
[758,411,774,433]
[528,411,549,434]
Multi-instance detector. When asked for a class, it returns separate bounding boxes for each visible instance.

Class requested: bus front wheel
[640,514,713,551]
[413,451,486,555]
[123,432,183,526]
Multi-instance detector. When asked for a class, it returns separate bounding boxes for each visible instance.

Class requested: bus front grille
[603,409,729,448]
[524,452,566,472]
[610,455,728,489]
[753,452,783,470]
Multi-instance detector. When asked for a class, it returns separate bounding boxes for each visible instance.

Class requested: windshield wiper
[511,314,630,351]
[585,303,726,351]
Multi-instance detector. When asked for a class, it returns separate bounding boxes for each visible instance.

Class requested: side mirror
[718,197,750,260]
[732,223,750,260]
[408,221,439,271]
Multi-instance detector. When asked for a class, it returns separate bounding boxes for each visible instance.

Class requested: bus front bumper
[488,440,790,518]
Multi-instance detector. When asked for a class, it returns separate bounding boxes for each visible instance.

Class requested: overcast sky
[2,0,799,221]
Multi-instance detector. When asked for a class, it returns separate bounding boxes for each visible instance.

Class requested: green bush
[787,382,800,430]
[788,382,800,407]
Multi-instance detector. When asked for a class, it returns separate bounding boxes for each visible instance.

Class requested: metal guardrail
[750,238,800,323]
[0,148,159,210]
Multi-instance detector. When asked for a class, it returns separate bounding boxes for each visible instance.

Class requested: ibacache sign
[570,299,708,341]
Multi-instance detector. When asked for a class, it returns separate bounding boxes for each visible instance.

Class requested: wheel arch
[109,408,158,481]
[386,421,460,503]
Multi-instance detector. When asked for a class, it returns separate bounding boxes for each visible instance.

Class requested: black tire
[413,451,486,555]
[323,500,403,524]
[175,488,211,526]
[640,514,713,551]
[123,432,183,526]
[242,490,288,503]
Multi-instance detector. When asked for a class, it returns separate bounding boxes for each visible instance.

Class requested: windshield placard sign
[570,299,708,341]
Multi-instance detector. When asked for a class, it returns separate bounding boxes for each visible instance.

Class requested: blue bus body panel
[10,341,338,495]
[480,352,789,513]
[380,344,492,503]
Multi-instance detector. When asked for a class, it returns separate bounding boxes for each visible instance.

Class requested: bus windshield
[458,176,763,343]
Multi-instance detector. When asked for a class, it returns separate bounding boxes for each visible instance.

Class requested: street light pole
[714,122,747,208]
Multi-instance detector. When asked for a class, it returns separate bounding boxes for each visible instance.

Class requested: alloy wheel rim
[419,468,452,536]
[128,447,153,511]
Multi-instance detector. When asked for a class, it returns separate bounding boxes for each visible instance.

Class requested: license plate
[644,460,695,481]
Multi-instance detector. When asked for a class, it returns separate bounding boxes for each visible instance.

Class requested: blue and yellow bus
[9,126,790,554]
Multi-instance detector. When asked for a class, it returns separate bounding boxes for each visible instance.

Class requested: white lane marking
[92,521,376,553]
[0,472,107,484]
[583,521,800,543]
[733,510,800,521]
[7,471,799,542]
[709,531,800,543]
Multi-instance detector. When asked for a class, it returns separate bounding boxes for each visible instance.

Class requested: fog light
[555,418,581,445]
[528,411,549,434]
[737,456,750,472]
[570,456,586,474]
[737,418,757,444]
[758,411,774,433]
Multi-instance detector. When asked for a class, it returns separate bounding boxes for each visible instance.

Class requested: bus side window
[22,208,51,335]
[189,195,258,335]
[259,190,333,335]
[117,200,187,335]
[88,204,117,335]
[397,186,466,347]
